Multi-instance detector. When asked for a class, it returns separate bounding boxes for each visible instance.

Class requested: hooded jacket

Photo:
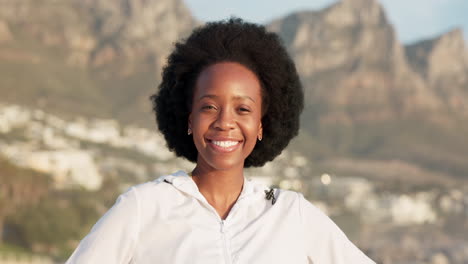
[66,171,375,264]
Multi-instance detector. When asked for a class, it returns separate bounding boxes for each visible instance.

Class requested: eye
[238,106,251,113]
[201,105,217,111]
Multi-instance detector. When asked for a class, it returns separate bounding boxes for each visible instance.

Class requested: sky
[183,0,468,44]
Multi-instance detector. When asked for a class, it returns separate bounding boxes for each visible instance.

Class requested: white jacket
[66,171,375,264]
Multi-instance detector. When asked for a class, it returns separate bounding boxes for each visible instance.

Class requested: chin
[197,154,246,172]
[209,160,245,171]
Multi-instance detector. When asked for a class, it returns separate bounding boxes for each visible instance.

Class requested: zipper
[178,176,240,264]
[201,204,232,264]
[220,220,232,264]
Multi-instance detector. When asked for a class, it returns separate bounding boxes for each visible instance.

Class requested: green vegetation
[0,156,120,261]
[0,127,29,141]
[0,243,33,256]
[0,157,51,244]
[7,190,101,259]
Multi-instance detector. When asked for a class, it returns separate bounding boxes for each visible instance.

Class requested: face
[189,62,263,172]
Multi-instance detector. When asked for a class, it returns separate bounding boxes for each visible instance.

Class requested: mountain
[0,0,195,67]
[1,0,468,180]
[268,0,441,124]
[0,0,197,124]
[267,0,468,179]
[1,2,468,262]
[406,28,468,116]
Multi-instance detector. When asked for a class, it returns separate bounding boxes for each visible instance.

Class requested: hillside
[1,0,468,181]
[1,0,468,262]
[268,0,468,180]
[0,0,196,124]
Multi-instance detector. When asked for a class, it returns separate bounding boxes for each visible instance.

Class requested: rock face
[264,0,468,180]
[0,20,12,43]
[0,0,196,69]
[0,0,467,174]
[406,28,468,115]
[268,0,442,124]
[0,0,197,125]
[1,0,465,125]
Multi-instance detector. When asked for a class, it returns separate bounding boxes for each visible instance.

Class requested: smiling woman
[65,18,376,264]
[190,62,263,172]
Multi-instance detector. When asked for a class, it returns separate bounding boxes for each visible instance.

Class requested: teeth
[212,141,239,148]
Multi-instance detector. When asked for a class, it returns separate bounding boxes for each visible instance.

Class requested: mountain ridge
[1,0,468,179]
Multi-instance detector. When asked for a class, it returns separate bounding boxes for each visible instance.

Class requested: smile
[212,140,239,147]
[207,139,242,152]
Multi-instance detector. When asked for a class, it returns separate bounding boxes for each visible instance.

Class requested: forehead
[194,62,262,99]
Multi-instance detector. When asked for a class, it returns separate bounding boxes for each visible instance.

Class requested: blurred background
[1,0,467,263]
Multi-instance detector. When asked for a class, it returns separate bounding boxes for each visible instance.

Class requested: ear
[187,113,193,135]
[188,113,193,131]
[257,122,263,141]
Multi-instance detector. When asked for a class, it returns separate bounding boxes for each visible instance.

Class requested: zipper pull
[220,220,225,233]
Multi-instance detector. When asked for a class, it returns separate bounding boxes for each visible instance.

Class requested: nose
[213,108,235,130]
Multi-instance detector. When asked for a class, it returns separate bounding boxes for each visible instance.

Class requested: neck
[191,165,244,220]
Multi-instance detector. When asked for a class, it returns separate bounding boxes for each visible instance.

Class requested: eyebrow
[197,94,255,103]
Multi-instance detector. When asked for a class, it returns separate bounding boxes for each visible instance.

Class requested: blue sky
[183,0,468,44]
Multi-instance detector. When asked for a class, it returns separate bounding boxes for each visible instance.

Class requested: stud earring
[258,134,262,141]
[187,128,192,135]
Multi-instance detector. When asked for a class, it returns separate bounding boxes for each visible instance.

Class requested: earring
[258,134,262,141]
[187,128,192,135]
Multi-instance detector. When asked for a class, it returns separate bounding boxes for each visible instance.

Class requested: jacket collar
[162,170,258,204]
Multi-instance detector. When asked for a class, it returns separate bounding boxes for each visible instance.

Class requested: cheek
[245,120,262,142]
[192,115,210,132]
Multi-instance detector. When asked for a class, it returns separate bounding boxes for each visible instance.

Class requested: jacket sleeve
[66,187,140,264]
[298,193,375,264]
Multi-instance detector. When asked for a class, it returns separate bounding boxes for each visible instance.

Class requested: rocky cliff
[1,0,468,178]
[0,0,195,68]
[268,0,442,125]
[266,0,468,179]
[406,28,468,115]
[0,0,196,124]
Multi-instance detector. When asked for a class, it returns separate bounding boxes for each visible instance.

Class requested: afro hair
[150,18,303,167]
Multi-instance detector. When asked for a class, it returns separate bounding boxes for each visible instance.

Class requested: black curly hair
[150,18,303,167]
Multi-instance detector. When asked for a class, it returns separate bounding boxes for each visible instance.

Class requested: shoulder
[247,179,323,216]
[254,185,341,236]
[261,186,330,220]
[124,170,189,206]
[285,192,376,263]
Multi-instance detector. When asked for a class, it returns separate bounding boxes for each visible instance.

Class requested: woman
[66,18,375,264]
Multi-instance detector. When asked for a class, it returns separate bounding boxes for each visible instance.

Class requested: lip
[205,137,243,153]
